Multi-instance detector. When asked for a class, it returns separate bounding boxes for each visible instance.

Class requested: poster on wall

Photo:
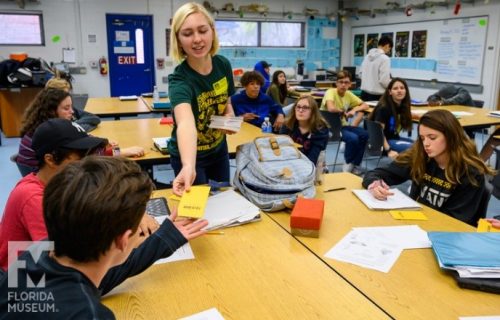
[411,30,427,58]
[354,34,365,57]
[395,31,409,57]
[366,33,379,53]
[381,32,393,57]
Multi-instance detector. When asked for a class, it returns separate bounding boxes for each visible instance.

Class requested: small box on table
[290,197,324,238]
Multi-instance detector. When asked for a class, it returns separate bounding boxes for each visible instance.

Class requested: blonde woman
[168,2,235,195]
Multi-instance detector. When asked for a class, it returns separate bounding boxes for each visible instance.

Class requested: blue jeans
[389,137,414,153]
[170,140,230,185]
[341,126,368,165]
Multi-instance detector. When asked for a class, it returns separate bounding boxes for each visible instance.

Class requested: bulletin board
[351,16,488,85]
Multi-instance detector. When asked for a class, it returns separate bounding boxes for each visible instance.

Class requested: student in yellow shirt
[320,70,369,174]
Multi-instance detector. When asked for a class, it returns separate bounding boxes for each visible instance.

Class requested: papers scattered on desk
[411,110,474,118]
[179,308,225,320]
[488,111,500,118]
[352,189,421,210]
[119,95,138,101]
[208,115,243,132]
[324,225,430,273]
[366,101,378,107]
[152,216,195,265]
[152,137,170,154]
[203,189,261,231]
[428,232,500,278]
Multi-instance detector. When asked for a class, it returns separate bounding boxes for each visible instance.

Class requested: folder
[178,186,211,219]
[428,232,500,268]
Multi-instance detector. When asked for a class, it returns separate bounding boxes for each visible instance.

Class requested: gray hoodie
[360,48,391,95]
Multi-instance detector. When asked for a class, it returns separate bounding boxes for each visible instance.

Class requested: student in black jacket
[363,109,495,226]
[0,157,208,319]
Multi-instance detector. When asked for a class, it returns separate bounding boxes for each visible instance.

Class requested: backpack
[233,135,316,212]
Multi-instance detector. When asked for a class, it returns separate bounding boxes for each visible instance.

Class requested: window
[0,11,44,45]
[215,20,305,48]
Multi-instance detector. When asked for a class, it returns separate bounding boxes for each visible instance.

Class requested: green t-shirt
[167,55,235,158]
[320,88,363,126]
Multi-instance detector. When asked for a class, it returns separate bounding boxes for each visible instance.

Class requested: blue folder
[428,232,500,268]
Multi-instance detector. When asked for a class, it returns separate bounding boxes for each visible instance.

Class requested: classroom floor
[0,119,498,219]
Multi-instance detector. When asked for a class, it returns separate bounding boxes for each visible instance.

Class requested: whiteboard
[351,16,488,85]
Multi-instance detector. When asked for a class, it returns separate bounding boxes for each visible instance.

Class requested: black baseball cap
[32,119,108,161]
[260,61,272,68]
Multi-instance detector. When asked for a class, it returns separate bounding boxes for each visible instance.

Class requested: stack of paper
[152,137,170,154]
[352,189,421,210]
[428,232,500,278]
[488,111,500,118]
[203,189,261,231]
[324,225,430,273]
[119,95,138,101]
[208,115,243,132]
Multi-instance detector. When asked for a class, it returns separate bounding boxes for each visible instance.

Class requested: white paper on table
[179,307,225,320]
[152,215,195,265]
[352,225,431,249]
[452,111,474,117]
[411,109,427,115]
[324,229,403,273]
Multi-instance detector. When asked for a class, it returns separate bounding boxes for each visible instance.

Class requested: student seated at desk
[368,78,414,159]
[280,96,329,166]
[266,70,295,115]
[232,70,285,131]
[320,70,369,174]
[16,88,144,176]
[0,119,110,271]
[362,109,495,226]
[426,84,475,107]
[45,77,101,132]
[0,156,208,318]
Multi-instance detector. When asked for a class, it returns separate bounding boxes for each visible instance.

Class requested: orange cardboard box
[290,197,324,238]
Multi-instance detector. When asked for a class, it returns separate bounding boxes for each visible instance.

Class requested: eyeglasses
[296,105,311,111]
[337,80,351,85]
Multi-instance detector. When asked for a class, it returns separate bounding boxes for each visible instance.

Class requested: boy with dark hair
[360,35,393,102]
[0,119,108,271]
[232,70,285,130]
[0,156,208,319]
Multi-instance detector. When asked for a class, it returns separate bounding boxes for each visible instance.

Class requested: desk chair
[320,110,343,172]
[363,120,385,170]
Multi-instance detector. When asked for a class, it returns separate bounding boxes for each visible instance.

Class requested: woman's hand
[367,179,394,200]
[173,165,196,196]
[273,114,285,131]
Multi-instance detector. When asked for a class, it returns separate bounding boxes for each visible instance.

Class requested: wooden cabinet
[0,87,42,137]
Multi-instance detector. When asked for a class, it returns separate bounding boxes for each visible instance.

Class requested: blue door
[106,14,155,97]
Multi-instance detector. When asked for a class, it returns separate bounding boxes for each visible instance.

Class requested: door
[106,14,155,97]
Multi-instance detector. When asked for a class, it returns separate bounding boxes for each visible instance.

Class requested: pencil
[323,187,346,192]
[206,231,225,235]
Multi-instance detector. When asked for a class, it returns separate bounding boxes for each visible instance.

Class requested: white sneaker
[351,165,364,176]
[342,163,354,173]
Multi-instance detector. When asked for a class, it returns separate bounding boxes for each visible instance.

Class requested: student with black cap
[0,119,109,272]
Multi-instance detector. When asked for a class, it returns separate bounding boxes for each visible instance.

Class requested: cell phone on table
[146,197,170,217]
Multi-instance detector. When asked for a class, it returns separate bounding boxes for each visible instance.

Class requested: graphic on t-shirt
[195,77,229,151]
[420,173,453,208]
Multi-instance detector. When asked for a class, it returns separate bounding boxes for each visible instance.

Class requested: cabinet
[0,87,42,137]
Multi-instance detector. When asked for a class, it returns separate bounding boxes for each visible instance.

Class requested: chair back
[365,120,385,156]
[320,110,342,141]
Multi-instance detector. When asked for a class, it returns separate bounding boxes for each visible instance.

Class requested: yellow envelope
[389,210,428,220]
[169,194,182,201]
[477,219,500,233]
[178,186,210,218]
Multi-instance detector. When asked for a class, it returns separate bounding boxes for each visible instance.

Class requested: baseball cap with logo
[32,119,108,161]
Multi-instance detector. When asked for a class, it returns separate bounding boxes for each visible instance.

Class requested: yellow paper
[178,186,210,218]
[169,194,181,201]
[389,210,428,220]
[477,219,500,233]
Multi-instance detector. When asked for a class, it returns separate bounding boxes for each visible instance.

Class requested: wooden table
[412,105,500,129]
[102,189,390,320]
[267,173,500,320]
[91,118,264,165]
[84,97,151,119]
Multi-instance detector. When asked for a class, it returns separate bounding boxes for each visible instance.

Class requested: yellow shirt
[320,88,363,125]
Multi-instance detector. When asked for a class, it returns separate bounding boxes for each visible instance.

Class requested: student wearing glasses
[281,96,329,166]
[320,70,369,174]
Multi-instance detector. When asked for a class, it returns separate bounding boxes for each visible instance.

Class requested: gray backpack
[233,135,316,212]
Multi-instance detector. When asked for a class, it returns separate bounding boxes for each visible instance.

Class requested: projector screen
[0,11,44,45]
